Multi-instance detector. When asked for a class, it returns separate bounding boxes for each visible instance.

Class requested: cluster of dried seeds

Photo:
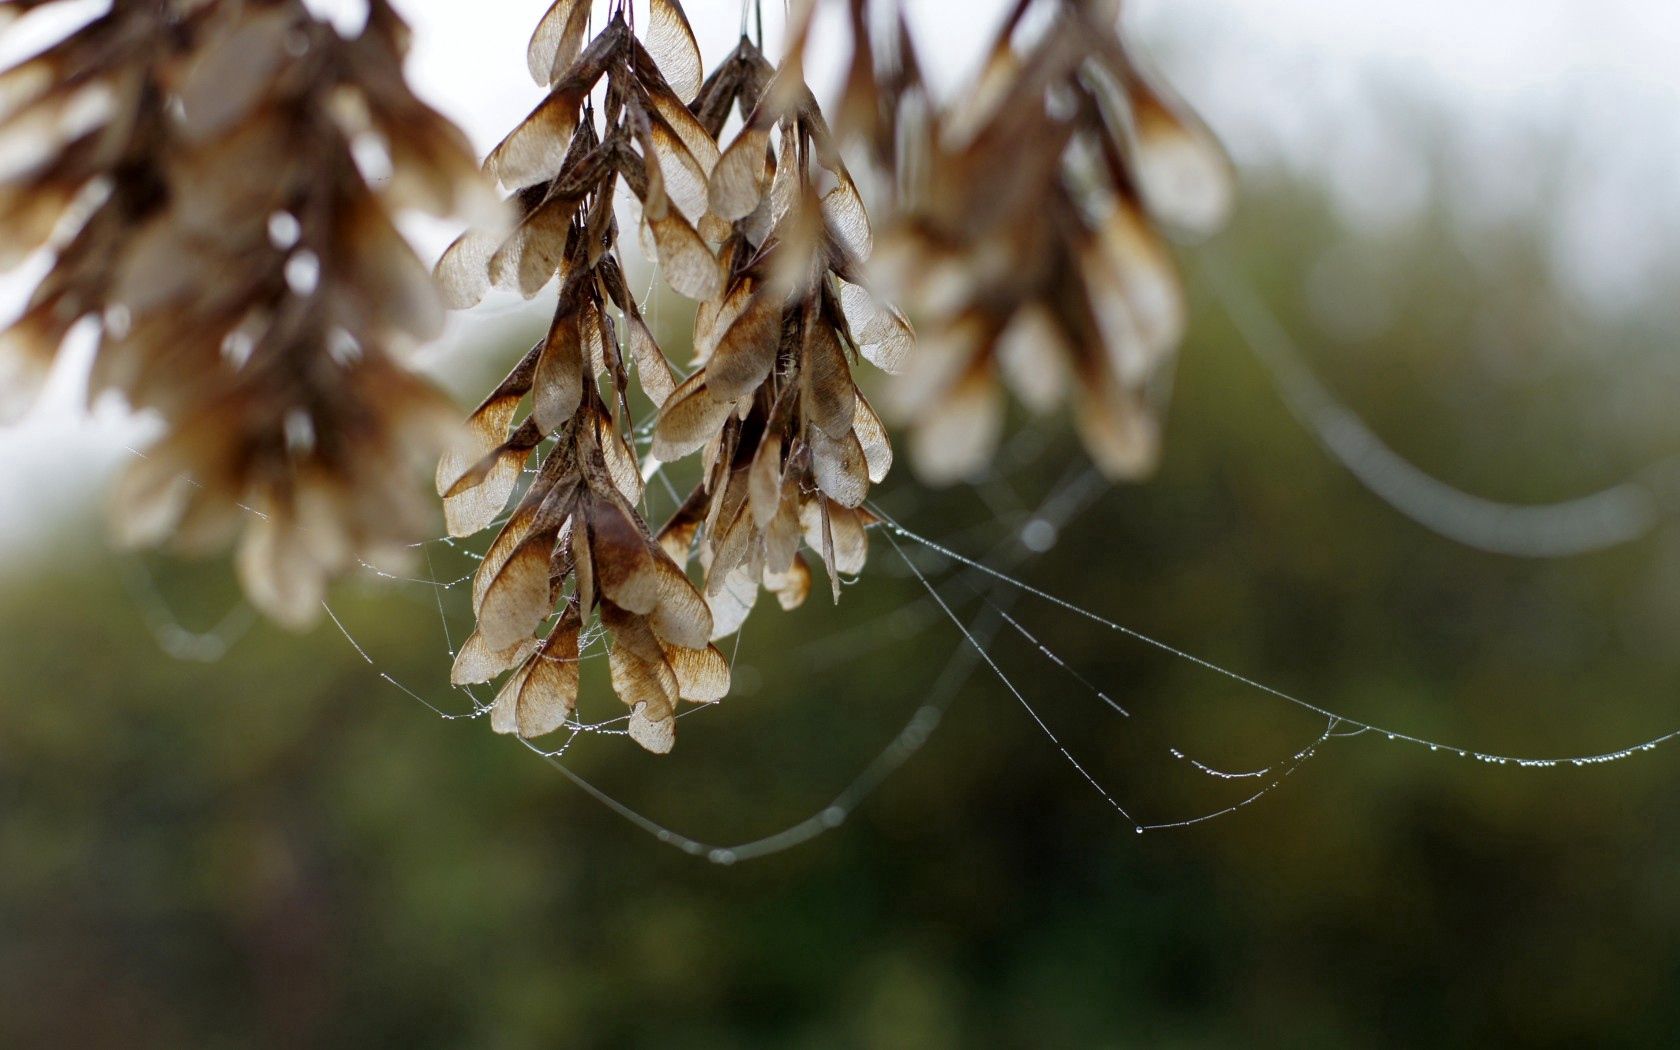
[0,0,194,421]
[436,0,915,752]
[0,0,1230,755]
[0,0,490,626]
[650,35,912,630]
[862,0,1234,483]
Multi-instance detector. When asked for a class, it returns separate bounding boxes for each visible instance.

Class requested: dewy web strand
[873,510,1680,771]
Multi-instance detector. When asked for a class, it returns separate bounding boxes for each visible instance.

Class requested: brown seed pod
[0,0,194,420]
[0,0,491,627]
[651,38,907,630]
[439,7,911,750]
[438,0,743,752]
[438,2,724,307]
[866,0,1233,483]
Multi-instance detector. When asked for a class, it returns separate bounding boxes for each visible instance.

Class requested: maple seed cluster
[869,0,1234,484]
[0,0,1232,749]
[434,0,911,753]
[0,0,489,627]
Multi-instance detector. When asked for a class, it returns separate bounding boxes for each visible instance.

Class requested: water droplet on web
[292,445,1680,864]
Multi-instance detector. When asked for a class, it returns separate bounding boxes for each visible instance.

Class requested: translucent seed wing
[653,371,734,461]
[527,0,585,86]
[452,629,538,686]
[477,532,556,650]
[704,288,781,403]
[647,0,703,103]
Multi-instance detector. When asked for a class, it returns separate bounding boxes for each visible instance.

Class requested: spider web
[105,265,1680,863]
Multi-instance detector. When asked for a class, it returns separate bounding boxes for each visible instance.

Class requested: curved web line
[119,555,257,662]
[1200,250,1675,558]
[980,594,1317,782]
[873,509,1680,770]
[884,528,1358,832]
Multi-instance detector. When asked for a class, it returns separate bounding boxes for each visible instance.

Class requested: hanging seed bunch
[0,0,204,421]
[649,35,911,639]
[0,0,490,627]
[435,2,910,752]
[871,0,1233,484]
[0,0,1232,748]
[435,0,733,753]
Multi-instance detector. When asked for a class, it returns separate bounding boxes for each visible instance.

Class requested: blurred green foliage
[5,170,1680,1048]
